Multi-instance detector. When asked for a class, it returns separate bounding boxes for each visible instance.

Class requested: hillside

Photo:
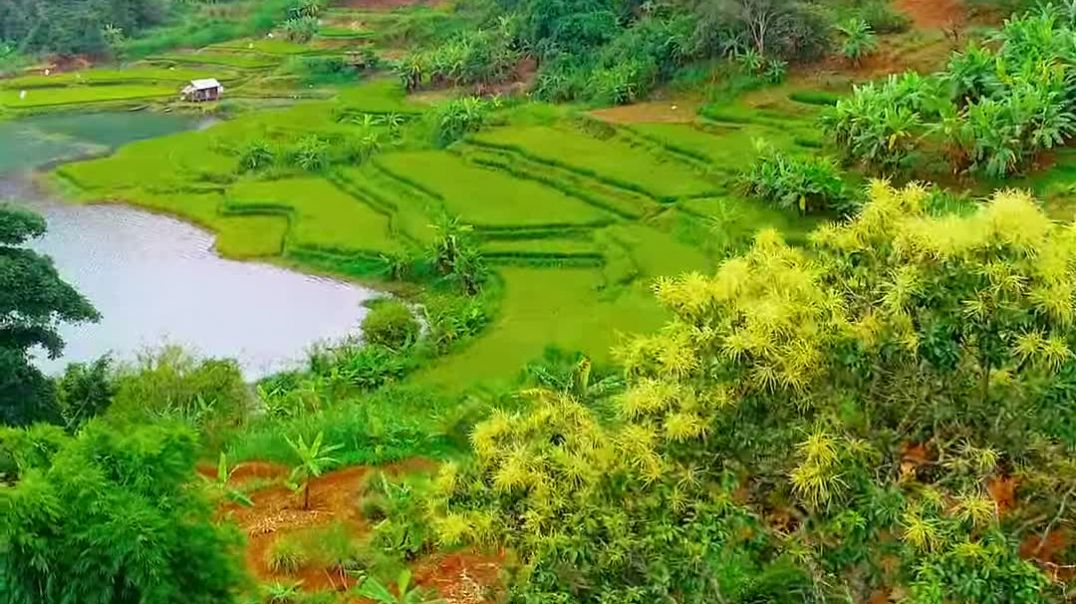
[5,0,1076,603]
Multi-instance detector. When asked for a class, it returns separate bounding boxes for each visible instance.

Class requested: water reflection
[0,113,374,378]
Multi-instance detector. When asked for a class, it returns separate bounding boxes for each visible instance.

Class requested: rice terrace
[7,0,1076,602]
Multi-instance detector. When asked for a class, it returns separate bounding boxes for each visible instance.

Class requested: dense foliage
[0,204,98,426]
[742,144,854,214]
[0,421,246,603]
[0,0,169,55]
[435,182,1076,601]
[398,0,833,104]
[826,4,1076,178]
[362,300,420,349]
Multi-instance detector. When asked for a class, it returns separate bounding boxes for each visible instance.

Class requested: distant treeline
[0,0,170,55]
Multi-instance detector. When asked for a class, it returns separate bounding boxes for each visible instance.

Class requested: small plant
[200,453,254,507]
[289,135,328,172]
[432,96,497,147]
[283,16,319,43]
[356,570,443,604]
[836,18,878,65]
[362,301,420,349]
[267,536,308,574]
[263,580,304,604]
[285,431,342,510]
[428,215,488,295]
[237,139,275,173]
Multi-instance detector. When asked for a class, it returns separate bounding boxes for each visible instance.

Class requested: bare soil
[895,0,967,30]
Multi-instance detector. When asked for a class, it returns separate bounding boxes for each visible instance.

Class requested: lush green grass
[335,79,424,114]
[415,268,666,390]
[472,126,721,200]
[150,51,280,69]
[1,66,239,89]
[0,84,176,108]
[208,38,316,55]
[228,177,401,254]
[376,151,613,228]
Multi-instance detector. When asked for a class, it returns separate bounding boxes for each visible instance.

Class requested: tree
[435,183,1068,602]
[55,355,115,431]
[0,204,98,426]
[0,421,246,603]
[285,431,341,510]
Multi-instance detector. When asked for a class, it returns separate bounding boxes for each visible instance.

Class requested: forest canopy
[0,0,170,55]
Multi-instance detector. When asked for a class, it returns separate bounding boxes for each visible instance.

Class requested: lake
[0,112,377,377]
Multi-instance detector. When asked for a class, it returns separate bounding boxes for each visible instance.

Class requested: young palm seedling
[285,431,342,510]
[356,570,444,604]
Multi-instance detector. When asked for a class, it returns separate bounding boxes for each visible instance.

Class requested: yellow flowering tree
[437,183,1073,602]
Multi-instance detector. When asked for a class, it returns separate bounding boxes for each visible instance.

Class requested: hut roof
[188,78,222,90]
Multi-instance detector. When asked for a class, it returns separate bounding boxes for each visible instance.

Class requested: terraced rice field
[51,76,830,389]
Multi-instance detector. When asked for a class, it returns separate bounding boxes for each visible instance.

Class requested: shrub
[835,18,878,64]
[823,73,931,172]
[365,471,434,562]
[743,145,853,215]
[283,16,319,43]
[56,356,115,431]
[362,300,419,349]
[283,55,358,85]
[432,96,496,147]
[859,1,911,34]
[237,139,275,173]
[267,536,308,574]
[107,346,251,434]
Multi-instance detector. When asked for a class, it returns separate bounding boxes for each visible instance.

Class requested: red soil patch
[987,476,1017,515]
[1021,529,1076,581]
[224,465,371,590]
[217,458,504,600]
[895,0,966,30]
[590,99,700,124]
[414,551,506,604]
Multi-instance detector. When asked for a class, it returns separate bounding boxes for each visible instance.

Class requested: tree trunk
[303,482,310,510]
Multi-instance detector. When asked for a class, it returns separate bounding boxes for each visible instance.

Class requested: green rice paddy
[16,25,833,391]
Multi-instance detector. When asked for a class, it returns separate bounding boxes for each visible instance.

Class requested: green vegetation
[433,183,1074,602]
[14,0,1076,602]
[826,4,1076,178]
[0,204,98,426]
[362,300,420,349]
[0,421,245,602]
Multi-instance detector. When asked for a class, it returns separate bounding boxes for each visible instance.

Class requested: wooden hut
[181,78,224,102]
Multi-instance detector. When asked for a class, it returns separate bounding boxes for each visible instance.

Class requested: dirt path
[895,0,966,29]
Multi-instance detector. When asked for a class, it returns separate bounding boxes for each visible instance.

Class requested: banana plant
[355,570,443,604]
[285,431,342,510]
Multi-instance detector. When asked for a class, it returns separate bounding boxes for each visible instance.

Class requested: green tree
[0,204,98,426]
[0,421,246,603]
[436,182,1066,602]
[286,431,341,510]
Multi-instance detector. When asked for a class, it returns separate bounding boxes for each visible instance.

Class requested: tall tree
[0,204,98,426]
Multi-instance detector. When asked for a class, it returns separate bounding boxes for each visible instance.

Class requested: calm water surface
[0,112,375,377]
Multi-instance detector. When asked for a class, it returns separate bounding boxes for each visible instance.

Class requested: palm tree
[285,431,342,510]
